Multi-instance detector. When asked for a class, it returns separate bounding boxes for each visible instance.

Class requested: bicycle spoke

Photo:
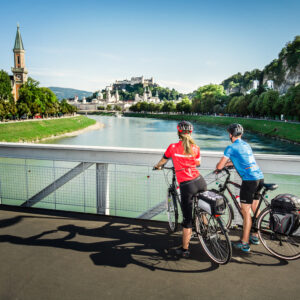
[196,211,232,264]
[258,208,300,260]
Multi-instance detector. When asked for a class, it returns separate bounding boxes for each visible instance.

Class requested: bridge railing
[0,143,300,223]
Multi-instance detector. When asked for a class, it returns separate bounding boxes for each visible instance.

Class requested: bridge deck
[0,206,299,300]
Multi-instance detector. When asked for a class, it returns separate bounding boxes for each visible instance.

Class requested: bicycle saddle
[263,183,278,191]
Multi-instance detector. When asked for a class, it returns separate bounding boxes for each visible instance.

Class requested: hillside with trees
[49,87,93,100]
[99,83,183,101]
[221,36,300,94]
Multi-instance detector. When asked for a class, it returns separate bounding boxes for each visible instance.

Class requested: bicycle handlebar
[153,165,174,171]
[214,165,235,174]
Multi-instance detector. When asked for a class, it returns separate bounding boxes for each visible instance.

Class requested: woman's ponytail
[178,132,196,156]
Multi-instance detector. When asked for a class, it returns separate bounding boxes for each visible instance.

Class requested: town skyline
[0,0,299,93]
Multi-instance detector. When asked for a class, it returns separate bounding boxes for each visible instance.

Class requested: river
[44,115,300,155]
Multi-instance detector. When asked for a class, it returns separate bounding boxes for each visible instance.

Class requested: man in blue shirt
[216,123,264,253]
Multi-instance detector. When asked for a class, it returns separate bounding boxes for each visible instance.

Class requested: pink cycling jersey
[164,141,201,184]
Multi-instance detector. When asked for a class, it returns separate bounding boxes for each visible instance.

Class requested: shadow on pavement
[0,214,219,273]
[0,212,290,271]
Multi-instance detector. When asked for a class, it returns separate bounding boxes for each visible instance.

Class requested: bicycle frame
[164,167,180,203]
[217,168,270,227]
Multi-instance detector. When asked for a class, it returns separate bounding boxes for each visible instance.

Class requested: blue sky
[0,0,299,93]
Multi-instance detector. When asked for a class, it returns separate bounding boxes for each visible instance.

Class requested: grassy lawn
[125,113,300,143]
[0,116,96,142]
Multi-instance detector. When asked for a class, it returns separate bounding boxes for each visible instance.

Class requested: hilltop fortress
[114,76,155,89]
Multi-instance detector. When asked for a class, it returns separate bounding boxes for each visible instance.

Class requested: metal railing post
[96,163,109,215]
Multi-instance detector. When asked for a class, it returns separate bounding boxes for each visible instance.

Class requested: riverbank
[0,116,100,143]
[125,113,300,144]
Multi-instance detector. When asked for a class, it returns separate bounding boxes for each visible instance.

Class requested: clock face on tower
[16,74,22,80]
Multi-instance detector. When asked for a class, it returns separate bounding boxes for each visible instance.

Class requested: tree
[114,105,122,111]
[0,70,13,101]
[283,84,300,120]
[161,101,176,113]
[17,102,30,118]
[192,84,225,114]
[260,90,279,117]
[176,97,192,113]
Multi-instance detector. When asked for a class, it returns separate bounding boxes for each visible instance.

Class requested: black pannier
[270,194,300,235]
[271,194,300,212]
[197,191,225,215]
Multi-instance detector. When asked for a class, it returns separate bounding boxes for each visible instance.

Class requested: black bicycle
[214,166,300,260]
[158,166,232,265]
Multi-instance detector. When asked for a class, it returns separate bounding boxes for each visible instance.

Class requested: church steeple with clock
[11,24,28,101]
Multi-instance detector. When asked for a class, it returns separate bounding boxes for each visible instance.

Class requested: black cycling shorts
[179,176,207,228]
[240,179,264,204]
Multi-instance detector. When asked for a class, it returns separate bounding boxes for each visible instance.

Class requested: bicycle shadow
[0,214,219,273]
[229,229,289,266]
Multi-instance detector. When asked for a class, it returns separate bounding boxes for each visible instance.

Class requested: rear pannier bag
[270,194,300,235]
[271,194,300,212]
[270,212,297,235]
[198,191,225,215]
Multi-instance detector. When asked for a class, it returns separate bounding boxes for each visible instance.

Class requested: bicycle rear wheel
[166,189,179,233]
[219,193,234,229]
[257,207,300,260]
[195,210,232,264]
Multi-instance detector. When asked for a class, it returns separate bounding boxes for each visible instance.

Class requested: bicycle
[214,166,300,260]
[155,166,232,265]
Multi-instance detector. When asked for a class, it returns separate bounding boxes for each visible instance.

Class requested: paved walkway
[0,206,299,300]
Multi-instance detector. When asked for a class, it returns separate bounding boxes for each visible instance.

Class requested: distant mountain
[49,87,93,100]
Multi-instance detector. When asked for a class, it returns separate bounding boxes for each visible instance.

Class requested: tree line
[130,83,300,121]
[0,70,77,121]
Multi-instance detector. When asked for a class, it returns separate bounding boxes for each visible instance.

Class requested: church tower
[11,24,28,101]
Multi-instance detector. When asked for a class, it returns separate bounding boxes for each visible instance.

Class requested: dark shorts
[179,176,207,228]
[240,179,264,204]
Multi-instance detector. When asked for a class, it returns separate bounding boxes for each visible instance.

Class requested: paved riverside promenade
[0,206,299,300]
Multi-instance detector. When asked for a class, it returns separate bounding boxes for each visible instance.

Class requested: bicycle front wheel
[195,210,232,265]
[257,207,300,260]
[166,189,179,233]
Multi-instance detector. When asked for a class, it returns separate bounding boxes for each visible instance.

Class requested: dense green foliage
[0,70,13,101]
[192,84,229,114]
[125,113,300,143]
[265,36,300,84]
[226,85,300,120]
[222,69,262,92]
[0,72,77,121]
[0,116,96,142]
[130,84,300,121]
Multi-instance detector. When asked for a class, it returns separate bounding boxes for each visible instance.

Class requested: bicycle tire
[219,193,234,229]
[257,207,300,260]
[166,189,179,233]
[195,210,232,265]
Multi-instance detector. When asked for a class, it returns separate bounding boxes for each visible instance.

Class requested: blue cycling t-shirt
[224,139,264,181]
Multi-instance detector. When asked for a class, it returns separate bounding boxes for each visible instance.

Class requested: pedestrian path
[0,206,299,300]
